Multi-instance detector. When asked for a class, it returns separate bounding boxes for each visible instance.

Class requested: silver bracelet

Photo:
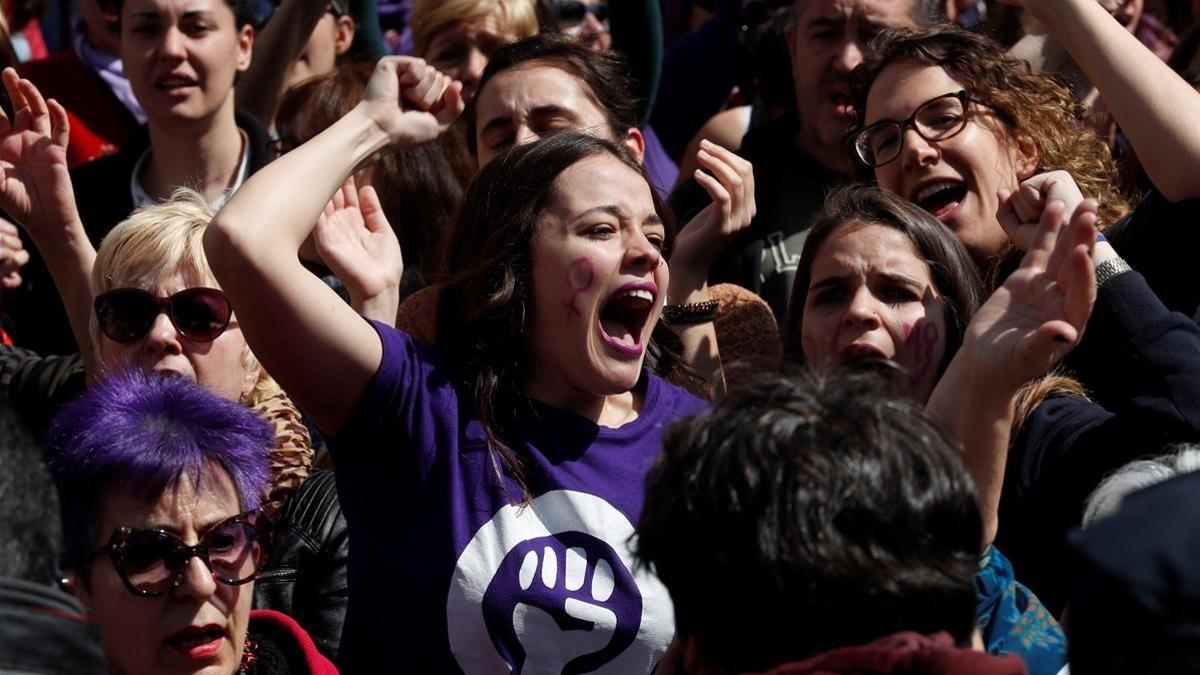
[1095,256,1132,286]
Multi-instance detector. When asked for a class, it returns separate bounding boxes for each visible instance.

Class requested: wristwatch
[1095,256,1132,286]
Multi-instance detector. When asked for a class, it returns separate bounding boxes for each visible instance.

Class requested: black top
[4,109,272,356]
[669,112,840,324]
[996,269,1200,614]
[1105,188,1200,318]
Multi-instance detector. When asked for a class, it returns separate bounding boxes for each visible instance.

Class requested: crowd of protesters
[3,0,1200,673]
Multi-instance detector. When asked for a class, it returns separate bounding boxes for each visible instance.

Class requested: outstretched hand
[0,216,26,290]
[0,67,81,238]
[314,176,403,317]
[965,198,1098,388]
[361,57,465,150]
[668,140,756,302]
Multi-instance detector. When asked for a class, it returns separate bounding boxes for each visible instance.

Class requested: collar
[130,128,251,209]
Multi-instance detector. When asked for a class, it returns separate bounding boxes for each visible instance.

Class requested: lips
[166,624,225,660]
[910,178,969,222]
[839,341,888,362]
[597,280,658,358]
[155,73,199,93]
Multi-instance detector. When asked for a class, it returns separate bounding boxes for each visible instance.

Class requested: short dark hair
[636,368,983,672]
[785,184,985,374]
[465,33,641,157]
[47,370,273,574]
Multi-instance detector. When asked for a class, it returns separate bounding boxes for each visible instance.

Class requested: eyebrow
[129,9,215,19]
[808,271,924,292]
[570,205,664,227]
[481,104,581,137]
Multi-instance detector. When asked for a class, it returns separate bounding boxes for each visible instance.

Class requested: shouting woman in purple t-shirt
[206,56,750,673]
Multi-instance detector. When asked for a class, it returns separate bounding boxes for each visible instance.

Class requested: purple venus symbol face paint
[563,257,595,322]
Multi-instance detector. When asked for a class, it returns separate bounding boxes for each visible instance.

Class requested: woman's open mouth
[913,179,969,222]
[598,281,658,358]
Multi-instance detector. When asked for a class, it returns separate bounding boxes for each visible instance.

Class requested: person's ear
[1013,132,1040,180]
[65,572,92,608]
[622,127,646,164]
[785,22,797,66]
[236,24,255,72]
[334,15,356,56]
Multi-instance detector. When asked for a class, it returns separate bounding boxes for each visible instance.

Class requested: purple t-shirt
[331,321,708,672]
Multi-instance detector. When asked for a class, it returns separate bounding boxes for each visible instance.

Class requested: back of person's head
[786,184,985,371]
[466,32,640,157]
[0,388,60,584]
[1070,470,1200,675]
[412,0,539,57]
[46,369,272,577]
[636,368,983,672]
[1083,445,1200,526]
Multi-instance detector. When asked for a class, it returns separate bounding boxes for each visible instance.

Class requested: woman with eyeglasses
[0,71,351,660]
[847,0,1200,613]
[849,0,1200,317]
[46,369,337,674]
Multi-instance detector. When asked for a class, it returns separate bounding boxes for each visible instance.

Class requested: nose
[144,312,184,356]
[514,123,540,147]
[461,47,488,93]
[172,555,217,601]
[623,228,663,273]
[898,126,938,171]
[842,287,881,330]
[159,26,187,60]
[832,38,865,75]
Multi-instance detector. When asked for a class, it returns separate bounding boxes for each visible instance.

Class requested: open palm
[965,199,1098,387]
[314,176,403,302]
[0,68,80,236]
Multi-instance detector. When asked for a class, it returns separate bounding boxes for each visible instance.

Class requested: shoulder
[247,609,339,675]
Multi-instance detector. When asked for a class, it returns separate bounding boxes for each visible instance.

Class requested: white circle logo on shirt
[446,490,674,674]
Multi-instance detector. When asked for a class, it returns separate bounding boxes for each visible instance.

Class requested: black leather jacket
[255,470,349,661]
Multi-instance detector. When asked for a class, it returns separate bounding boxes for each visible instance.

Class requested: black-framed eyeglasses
[557,0,608,24]
[89,511,269,598]
[853,91,988,168]
[94,287,233,344]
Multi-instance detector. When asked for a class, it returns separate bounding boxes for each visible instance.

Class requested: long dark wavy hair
[436,132,693,502]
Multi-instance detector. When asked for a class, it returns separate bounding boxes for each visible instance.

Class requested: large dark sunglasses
[853,91,989,168]
[89,511,269,598]
[557,0,608,24]
[94,287,233,344]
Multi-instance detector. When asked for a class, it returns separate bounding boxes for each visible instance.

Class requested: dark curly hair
[850,25,1129,229]
[636,367,983,672]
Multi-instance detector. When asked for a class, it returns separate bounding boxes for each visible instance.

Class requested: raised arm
[1004,0,1200,202]
[204,57,462,434]
[235,0,332,129]
[0,69,97,368]
[666,140,756,398]
[926,197,1097,545]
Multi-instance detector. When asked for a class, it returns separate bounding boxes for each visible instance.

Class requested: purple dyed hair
[47,369,273,572]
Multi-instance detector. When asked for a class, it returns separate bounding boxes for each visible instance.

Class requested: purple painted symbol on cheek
[905,322,940,388]
[563,258,595,322]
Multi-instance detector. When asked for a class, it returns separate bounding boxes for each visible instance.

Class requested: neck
[523,375,642,428]
[796,129,854,177]
[142,99,244,204]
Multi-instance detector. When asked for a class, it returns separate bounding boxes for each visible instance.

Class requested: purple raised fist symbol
[482,532,642,674]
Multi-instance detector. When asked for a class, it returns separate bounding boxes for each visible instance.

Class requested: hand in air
[314,176,404,309]
[966,198,1098,389]
[0,216,27,290]
[997,170,1085,251]
[361,57,464,149]
[668,140,756,299]
[0,67,81,237]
